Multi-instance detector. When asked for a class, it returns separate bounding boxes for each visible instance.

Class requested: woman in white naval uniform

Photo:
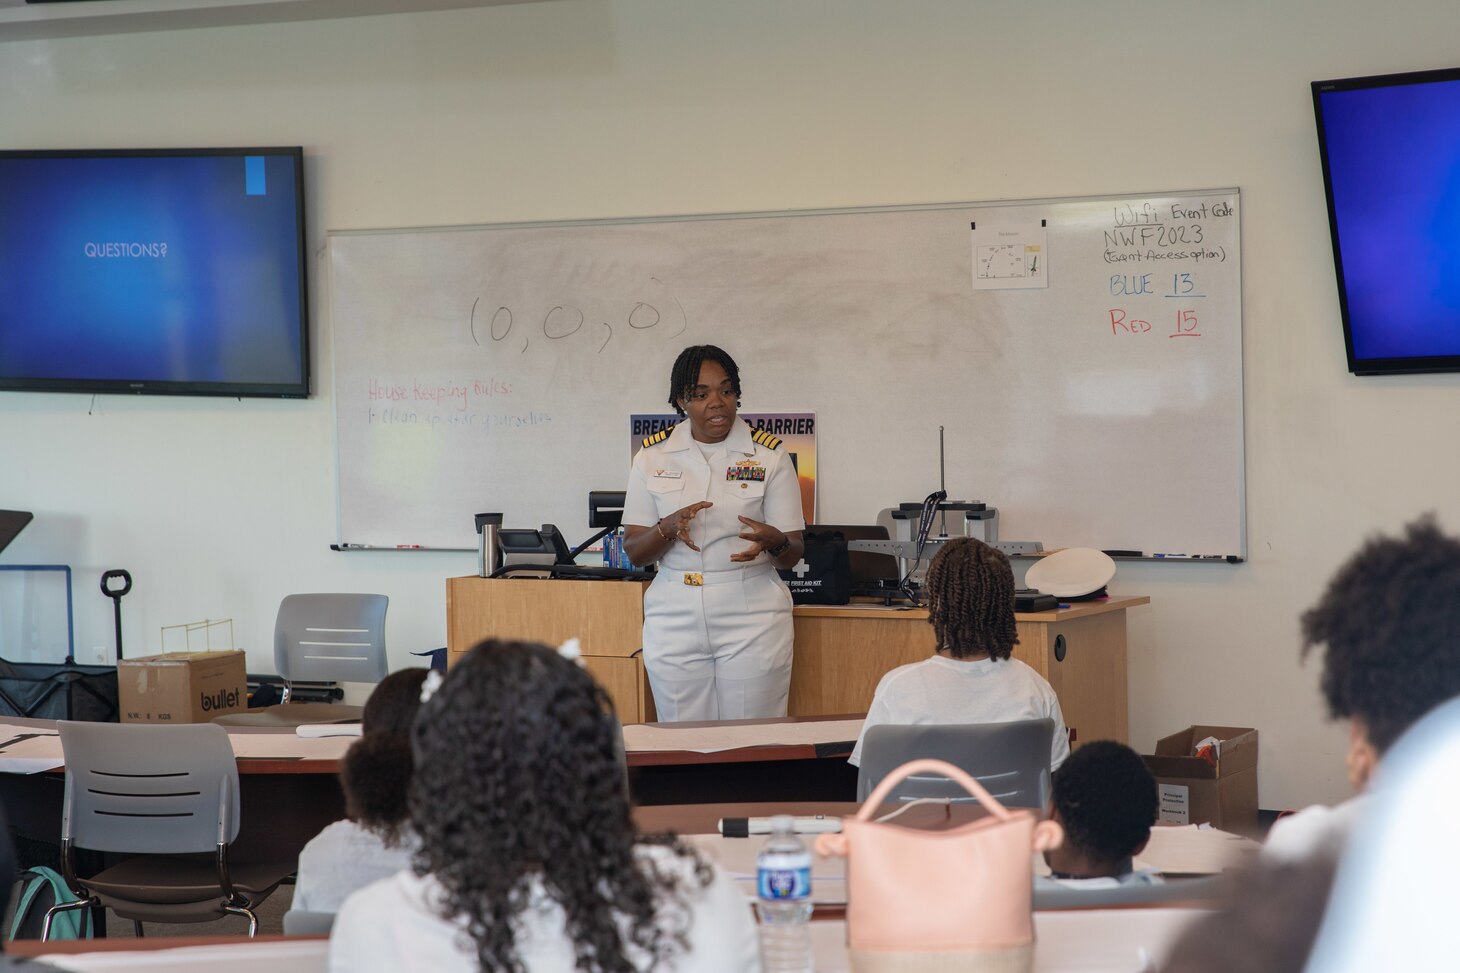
[622,345,805,722]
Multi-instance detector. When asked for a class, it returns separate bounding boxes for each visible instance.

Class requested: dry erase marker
[718,815,841,837]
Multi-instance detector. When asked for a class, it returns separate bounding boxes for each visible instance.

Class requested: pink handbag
[816,758,1064,973]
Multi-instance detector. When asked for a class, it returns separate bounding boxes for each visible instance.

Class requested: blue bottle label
[758,866,811,900]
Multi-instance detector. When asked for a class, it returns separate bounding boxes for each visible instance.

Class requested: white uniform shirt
[329,848,760,973]
[293,819,418,914]
[848,654,1070,769]
[624,419,804,572]
[1261,794,1367,863]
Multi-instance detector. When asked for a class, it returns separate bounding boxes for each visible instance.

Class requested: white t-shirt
[1260,794,1367,863]
[294,819,418,914]
[1033,869,1164,890]
[329,846,760,973]
[848,654,1070,769]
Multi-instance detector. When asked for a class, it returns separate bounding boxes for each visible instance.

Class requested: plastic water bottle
[756,814,813,973]
[603,528,630,569]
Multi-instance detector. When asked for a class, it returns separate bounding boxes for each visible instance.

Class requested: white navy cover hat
[1024,547,1116,599]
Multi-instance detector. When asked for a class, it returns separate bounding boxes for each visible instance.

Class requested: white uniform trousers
[642,561,794,722]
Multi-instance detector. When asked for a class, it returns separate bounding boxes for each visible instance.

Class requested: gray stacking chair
[43,721,293,939]
[213,592,388,727]
[1033,873,1227,910]
[855,719,1056,809]
[282,908,337,935]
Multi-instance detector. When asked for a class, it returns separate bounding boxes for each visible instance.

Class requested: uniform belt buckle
[683,572,704,586]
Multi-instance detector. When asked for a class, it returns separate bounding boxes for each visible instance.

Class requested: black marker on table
[718,815,841,837]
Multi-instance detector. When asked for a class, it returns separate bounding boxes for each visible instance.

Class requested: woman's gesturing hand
[661,501,713,552]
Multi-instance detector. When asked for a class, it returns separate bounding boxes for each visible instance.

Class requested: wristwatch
[766,537,791,558]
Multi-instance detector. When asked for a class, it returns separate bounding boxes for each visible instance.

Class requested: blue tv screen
[1314,69,1460,375]
[0,147,309,397]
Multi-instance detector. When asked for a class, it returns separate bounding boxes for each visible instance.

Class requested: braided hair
[409,640,711,973]
[339,667,428,847]
[666,345,741,415]
[923,537,1019,660]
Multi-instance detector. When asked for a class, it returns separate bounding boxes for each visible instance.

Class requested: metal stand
[99,569,132,662]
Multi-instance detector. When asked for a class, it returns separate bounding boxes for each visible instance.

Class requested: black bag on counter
[778,530,852,605]
[0,659,119,722]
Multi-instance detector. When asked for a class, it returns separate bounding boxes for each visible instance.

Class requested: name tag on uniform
[653,470,682,479]
[726,466,766,481]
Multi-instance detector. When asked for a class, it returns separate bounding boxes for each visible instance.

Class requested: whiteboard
[329,190,1244,557]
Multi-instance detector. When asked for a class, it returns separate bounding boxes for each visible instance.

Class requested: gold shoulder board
[751,429,782,451]
[641,428,671,449]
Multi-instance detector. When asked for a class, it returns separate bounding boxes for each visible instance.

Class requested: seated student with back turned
[849,536,1070,770]
[1263,515,1460,863]
[1158,517,1460,973]
[1038,740,1161,888]
[329,639,759,973]
[293,667,428,913]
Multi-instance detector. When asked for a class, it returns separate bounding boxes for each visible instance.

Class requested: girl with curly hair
[848,537,1069,771]
[329,639,760,973]
[294,667,428,913]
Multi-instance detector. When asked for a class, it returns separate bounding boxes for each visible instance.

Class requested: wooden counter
[790,596,1148,744]
[446,576,656,721]
[446,576,1147,742]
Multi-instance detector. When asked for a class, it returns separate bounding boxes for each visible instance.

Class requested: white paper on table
[621,718,862,754]
[686,832,847,905]
[0,723,63,774]
[1137,823,1260,875]
[0,722,365,771]
[295,722,364,739]
[225,731,354,760]
[37,939,329,972]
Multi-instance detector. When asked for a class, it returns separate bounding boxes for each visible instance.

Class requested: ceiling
[0,0,547,41]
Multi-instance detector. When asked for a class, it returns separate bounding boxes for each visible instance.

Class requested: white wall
[3,0,1458,810]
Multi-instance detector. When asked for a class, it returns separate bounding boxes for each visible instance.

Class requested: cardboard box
[118,650,247,723]
[1142,725,1259,834]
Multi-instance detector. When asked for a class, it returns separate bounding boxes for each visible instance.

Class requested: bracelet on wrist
[767,537,791,558]
[656,520,674,542]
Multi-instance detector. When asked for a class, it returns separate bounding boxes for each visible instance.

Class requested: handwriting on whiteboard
[363,376,547,433]
[466,276,687,354]
[1101,199,1233,265]
[1102,199,1233,339]
[366,406,552,432]
[1108,308,1202,339]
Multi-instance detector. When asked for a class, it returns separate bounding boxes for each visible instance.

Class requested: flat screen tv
[1313,68,1460,375]
[0,147,309,397]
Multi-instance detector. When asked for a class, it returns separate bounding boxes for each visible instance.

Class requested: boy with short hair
[1041,740,1161,887]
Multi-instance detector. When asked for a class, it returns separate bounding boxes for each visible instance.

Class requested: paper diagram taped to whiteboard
[971,222,1048,290]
